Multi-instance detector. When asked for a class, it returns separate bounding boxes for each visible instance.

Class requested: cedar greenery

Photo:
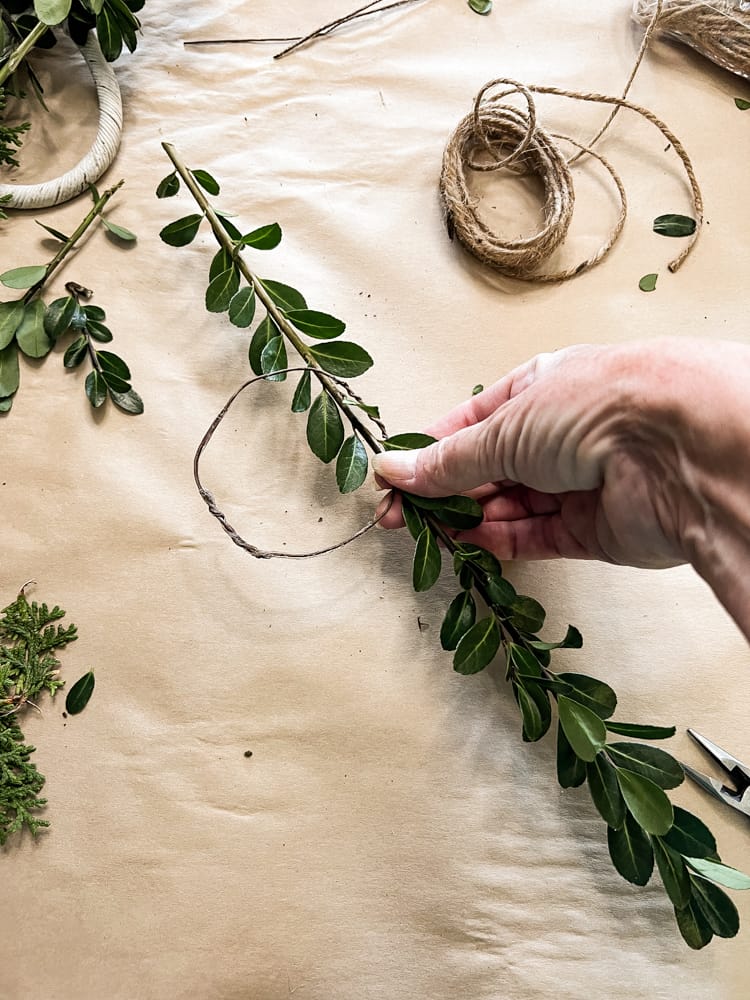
[158,145,749,950]
[0,180,142,413]
[0,585,82,844]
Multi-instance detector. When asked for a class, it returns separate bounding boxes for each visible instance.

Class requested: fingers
[455,514,595,562]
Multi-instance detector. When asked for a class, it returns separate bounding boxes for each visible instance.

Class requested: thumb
[371,419,509,497]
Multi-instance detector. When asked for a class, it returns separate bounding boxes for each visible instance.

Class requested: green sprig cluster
[158,149,750,949]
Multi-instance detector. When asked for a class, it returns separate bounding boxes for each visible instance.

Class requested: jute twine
[439,0,714,282]
[633,0,750,80]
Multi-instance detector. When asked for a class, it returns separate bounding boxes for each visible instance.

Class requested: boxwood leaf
[286,309,346,339]
[97,350,130,380]
[468,0,492,13]
[684,857,750,891]
[102,219,137,242]
[16,300,52,358]
[43,296,76,339]
[306,391,344,463]
[96,6,122,59]
[65,670,95,714]
[0,264,47,289]
[674,898,714,950]
[63,335,88,368]
[440,590,476,651]
[606,742,684,789]
[108,387,144,414]
[690,877,740,939]
[218,215,242,241]
[508,643,543,677]
[529,625,583,651]
[616,768,673,835]
[260,278,307,311]
[653,213,696,238]
[249,316,279,375]
[516,681,551,742]
[259,335,288,382]
[100,370,132,394]
[87,320,113,343]
[607,811,654,886]
[291,369,312,413]
[206,265,241,313]
[191,169,220,195]
[662,806,717,859]
[509,594,546,632]
[307,341,373,378]
[453,616,500,675]
[209,246,234,282]
[556,672,617,719]
[412,526,442,592]
[0,395,14,413]
[336,434,368,494]
[735,97,750,111]
[0,301,26,349]
[33,0,72,26]
[396,497,423,542]
[85,369,108,408]
[156,171,180,198]
[653,837,690,908]
[35,221,70,242]
[84,304,106,322]
[0,341,20,397]
[485,576,517,607]
[557,694,606,762]
[586,752,626,829]
[159,214,203,247]
[404,492,484,529]
[638,272,658,292]
[383,433,437,451]
[556,723,586,788]
[228,286,256,328]
[604,721,676,740]
[239,223,282,250]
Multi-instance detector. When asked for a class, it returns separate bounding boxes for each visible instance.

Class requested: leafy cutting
[0,180,142,413]
[0,584,88,844]
[158,145,749,950]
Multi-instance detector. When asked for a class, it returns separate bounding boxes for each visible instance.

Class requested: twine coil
[0,32,122,210]
[632,0,750,80]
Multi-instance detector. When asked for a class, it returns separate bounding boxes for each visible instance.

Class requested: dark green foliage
[65,670,95,715]
[652,214,696,238]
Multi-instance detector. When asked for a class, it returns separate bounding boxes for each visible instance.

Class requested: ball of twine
[632,0,750,80]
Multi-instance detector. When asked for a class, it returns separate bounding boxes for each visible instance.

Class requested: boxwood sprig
[158,144,750,950]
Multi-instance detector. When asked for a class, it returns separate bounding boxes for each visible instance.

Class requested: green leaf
[336,434,368,494]
[108,387,144,414]
[458,563,474,591]
[291,369,312,412]
[508,643,544,677]
[606,742,684,790]
[0,395,13,413]
[556,672,617,719]
[485,576,517,607]
[42,297,76,340]
[556,724,586,788]
[401,497,426,541]
[0,342,20,398]
[85,370,108,408]
[100,370,132,394]
[653,838,690,908]
[249,316,279,375]
[509,595,546,632]
[653,213,696,238]
[306,391,344,463]
[607,812,654,886]
[453,616,501,675]
[383,433,437,451]
[34,0,72,25]
[228,286,256,328]
[102,218,137,242]
[604,721,676,740]
[96,350,130,381]
[529,626,583,651]
[468,0,492,14]
[191,169,220,195]
[684,857,750,891]
[84,305,106,322]
[86,320,113,343]
[472,384,484,395]
[557,695,606,762]
[516,681,551,742]
[440,591,476,651]
[35,221,70,242]
[156,172,180,198]
[453,543,503,581]
[239,223,282,250]
[96,6,122,60]
[63,335,88,368]
[286,309,346,340]
[205,265,241,313]
[615,768,673,835]
[65,670,95,714]
[735,97,750,111]
[218,215,242,241]
[260,278,307,312]
[259,335,288,382]
[16,301,52,358]
[586,752,626,829]
[403,492,484,530]
[0,265,47,290]
[0,301,26,350]
[307,341,373,378]
[674,898,714,950]
[159,214,203,247]
[412,526,442,592]
[690,876,740,939]
[662,807,717,859]
[638,272,658,293]
[209,247,234,281]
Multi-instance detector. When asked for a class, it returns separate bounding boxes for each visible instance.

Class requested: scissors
[680,729,750,819]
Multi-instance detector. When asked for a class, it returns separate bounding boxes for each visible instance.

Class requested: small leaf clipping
[653,214,696,238]
[65,670,95,714]
[639,273,658,293]
[735,97,750,111]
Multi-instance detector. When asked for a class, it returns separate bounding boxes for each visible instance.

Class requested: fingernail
[371,450,418,483]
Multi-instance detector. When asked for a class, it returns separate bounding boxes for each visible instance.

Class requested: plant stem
[162,142,383,453]
[0,19,50,89]
[22,181,124,304]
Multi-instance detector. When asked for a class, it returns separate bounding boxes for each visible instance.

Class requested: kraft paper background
[2,2,749,997]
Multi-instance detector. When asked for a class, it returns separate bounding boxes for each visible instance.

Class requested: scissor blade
[687,728,750,780]
[681,762,750,818]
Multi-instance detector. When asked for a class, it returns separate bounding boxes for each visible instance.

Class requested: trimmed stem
[0,19,50,89]
[162,142,383,453]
